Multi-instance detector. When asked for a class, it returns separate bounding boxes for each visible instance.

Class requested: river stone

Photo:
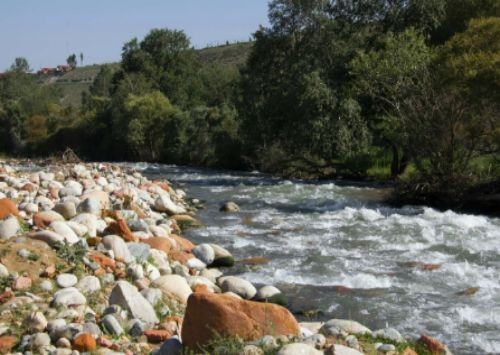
[40,280,53,292]
[76,276,101,294]
[102,235,134,263]
[186,257,206,270]
[209,244,234,267]
[127,219,149,233]
[156,336,182,355]
[192,244,215,265]
[28,230,65,247]
[0,216,20,239]
[54,202,77,220]
[77,198,102,216]
[256,285,281,301]
[128,318,148,337]
[50,221,79,245]
[71,213,97,237]
[26,311,48,332]
[0,264,9,277]
[277,343,322,355]
[376,343,396,352]
[31,332,51,350]
[321,319,372,336]
[109,281,159,324]
[154,194,186,215]
[331,344,365,355]
[127,263,144,280]
[52,287,86,307]
[373,327,404,343]
[128,243,151,262]
[220,276,257,299]
[56,274,78,288]
[83,322,102,337]
[303,334,326,350]
[220,201,240,212]
[152,275,192,303]
[101,314,123,335]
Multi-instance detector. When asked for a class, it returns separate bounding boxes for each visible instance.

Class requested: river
[137,163,500,354]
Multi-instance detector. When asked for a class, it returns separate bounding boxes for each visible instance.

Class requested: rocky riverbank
[0,161,450,354]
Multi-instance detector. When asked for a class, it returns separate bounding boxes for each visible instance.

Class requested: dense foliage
[1,0,499,207]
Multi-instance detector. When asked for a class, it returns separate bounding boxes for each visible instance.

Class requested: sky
[0,0,270,71]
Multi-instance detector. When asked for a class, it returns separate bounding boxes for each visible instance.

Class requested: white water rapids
[138,164,500,354]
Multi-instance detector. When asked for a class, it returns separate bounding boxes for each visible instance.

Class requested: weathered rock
[0,264,9,278]
[33,210,65,228]
[25,311,47,332]
[31,332,51,350]
[144,329,173,343]
[102,235,134,263]
[277,343,323,355]
[320,319,372,336]
[0,335,16,353]
[109,281,159,324]
[128,243,151,262]
[209,244,234,267]
[50,221,80,245]
[220,276,257,299]
[329,344,365,355]
[376,343,396,352]
[56,274,78,288]
[52,287,86,307]
[182,293,299,350]
[192,244,215,265]
[256,285,281,301]
[12,276,32,290]
[54,202,77,220]
[28,230,65,246]
[101,314,123,335]
[152,275,192,303]
[143,237,173,255]
[154,194,186,215]
[71,213,97,237]
[76,275,101,294]
[219,201,240,212]
[0,216,20,239]
[373,327,404,343]
[303,334,326,350]
[73,332,97,352]
[0,198,19,219]
[156,336,182,355]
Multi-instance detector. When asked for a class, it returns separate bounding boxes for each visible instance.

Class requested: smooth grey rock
[127,220,149,233]
[18,248,30,258]
[127,264,144,280]
[76,276,101,294]
[109,281,159,324]
[0,216,20,239]
[52,287,86,307]
[277,343,322,355]
[186,257,206,271]
[28,230,65,246]
[56,273,78,288]
[192,244,215,265]
[331,344,364,355]
[127,243,151,262]
[220,276,257,299]
[101,314,123,335]
[102,235,134,263]
[152,275,192,303]
[345,335,359,350]
[71,213,97,237]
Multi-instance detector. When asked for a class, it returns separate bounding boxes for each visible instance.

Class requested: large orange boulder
[0,198,19,219]
[182,293,299,350]
[143,237,173,254]
[170,234,195,252]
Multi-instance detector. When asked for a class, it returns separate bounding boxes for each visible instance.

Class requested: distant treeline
[1,0,499,208]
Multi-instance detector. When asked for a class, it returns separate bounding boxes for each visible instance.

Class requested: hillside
[44,42,252,108]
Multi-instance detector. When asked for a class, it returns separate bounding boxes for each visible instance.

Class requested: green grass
[196,42,253,68]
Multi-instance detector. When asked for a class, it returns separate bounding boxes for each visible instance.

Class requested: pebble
[101,314,123,335]
[56,274,78,288]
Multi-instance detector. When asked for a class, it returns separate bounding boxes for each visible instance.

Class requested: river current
[137,163,500,354]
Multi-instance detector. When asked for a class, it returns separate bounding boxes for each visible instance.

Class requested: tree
[79,52,84,66]
[350,29,434,177]
[9,57,30,73]
[66,54,77,69]
[122,91,177,161]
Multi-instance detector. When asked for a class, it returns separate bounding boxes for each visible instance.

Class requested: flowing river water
[138,163,500,354]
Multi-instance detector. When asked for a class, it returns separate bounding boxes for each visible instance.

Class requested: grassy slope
[50,42,252,108]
